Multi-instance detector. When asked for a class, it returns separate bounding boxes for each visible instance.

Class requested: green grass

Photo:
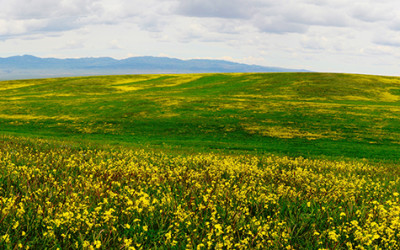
[2,73,400,249]
[1,72,400,162]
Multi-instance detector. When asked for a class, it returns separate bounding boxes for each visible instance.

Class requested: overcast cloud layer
[0,0,399,75]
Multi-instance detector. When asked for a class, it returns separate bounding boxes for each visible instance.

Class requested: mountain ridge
[0,55,309,80]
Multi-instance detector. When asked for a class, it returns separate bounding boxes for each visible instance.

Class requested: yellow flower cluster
[0,136,399,249]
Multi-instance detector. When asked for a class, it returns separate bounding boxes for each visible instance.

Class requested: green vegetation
[1,136,400,249]
[1,72,400,161]
[2,72,400,249]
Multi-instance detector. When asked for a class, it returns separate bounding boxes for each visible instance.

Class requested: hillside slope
[1,72,400,161]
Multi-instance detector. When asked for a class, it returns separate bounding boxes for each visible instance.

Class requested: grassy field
[1,72,400,161]
[1,135,400,249]
[1,72,400,249]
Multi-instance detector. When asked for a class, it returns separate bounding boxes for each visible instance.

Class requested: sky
[0,0,400,76]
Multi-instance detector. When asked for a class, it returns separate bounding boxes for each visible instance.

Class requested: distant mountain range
[0,55,309,80]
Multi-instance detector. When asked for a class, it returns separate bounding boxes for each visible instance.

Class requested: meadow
[1,72,400,249]
[1,135,400,249]
[1,72,400,161]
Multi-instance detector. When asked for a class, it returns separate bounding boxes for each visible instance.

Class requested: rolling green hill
[1,72,400,161]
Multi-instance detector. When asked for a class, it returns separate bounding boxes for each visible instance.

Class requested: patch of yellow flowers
[0,136,400,249]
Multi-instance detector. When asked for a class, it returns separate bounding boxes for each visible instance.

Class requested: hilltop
[1,72,400,161]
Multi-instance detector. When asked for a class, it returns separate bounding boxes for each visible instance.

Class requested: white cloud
[58,39,85,50]
[175,0,266,19]
[254,16,308,34]
[351,4,392,23]
[390,18,400,31]
[1,0,101,19]
[108,39,123,50]
[0,0,103,38]
[301,36,327,50]
[283,4,350,27]
[373,33,400,47]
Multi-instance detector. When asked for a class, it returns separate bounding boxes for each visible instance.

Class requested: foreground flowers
[0,136,399,249]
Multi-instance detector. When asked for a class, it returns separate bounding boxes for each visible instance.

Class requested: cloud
[373,36,400,47]
[389,18,400,31]
[136,13,173,33]
[350,2,400,28]
[1,0,101,20]
[0,19,44,36]
[301,36,326,50]
[0,0,103,38]
[253,2,352,34]
[284,4,350,27]
[0,0,181,40]
[1,0,397,40]
[174,0,352,35]
[108,39,123,50]
[299,31,354,54]
[254,16,308,34]
[58,39,86,50]
[351,5,389,23]
[175,0,266,19]
[175,22,211,43]
[0,0,399,39]
[362,46,396,56]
